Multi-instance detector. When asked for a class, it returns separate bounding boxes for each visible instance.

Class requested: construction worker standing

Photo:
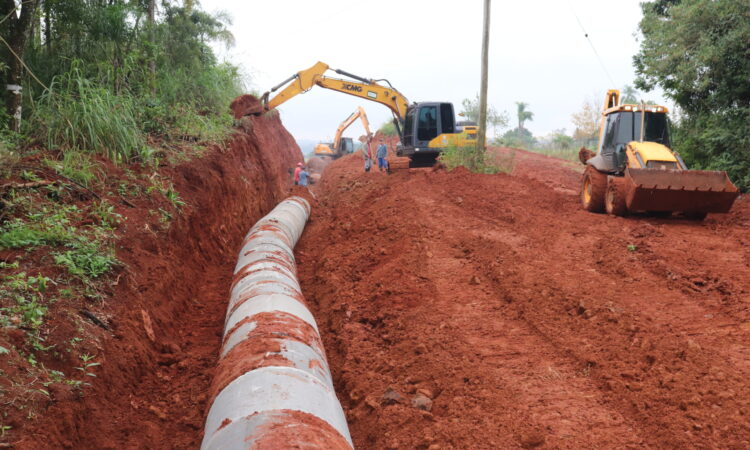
[298,167,310,187]
[376,139,388,172]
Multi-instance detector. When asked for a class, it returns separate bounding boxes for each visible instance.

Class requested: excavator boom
[315,106,374,158]
[257,61,409,120]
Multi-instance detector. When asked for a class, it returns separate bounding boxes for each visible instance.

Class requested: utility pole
[476,0,491,159]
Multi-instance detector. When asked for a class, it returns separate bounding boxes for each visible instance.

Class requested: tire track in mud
[297,149,750,449]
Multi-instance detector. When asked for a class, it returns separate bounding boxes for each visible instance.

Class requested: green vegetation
[439,145,511,174]
[635,0,750,190]
[378,121,398,136]
[459,94,509,136]
[0,1,243,164]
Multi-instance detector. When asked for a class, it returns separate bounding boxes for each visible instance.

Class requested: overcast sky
[203,0,668,142]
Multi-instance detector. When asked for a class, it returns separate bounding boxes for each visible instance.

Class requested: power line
[566,0,617,87]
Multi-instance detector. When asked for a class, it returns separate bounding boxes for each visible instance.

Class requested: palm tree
[621,85,639,104]
[515,102,534,132]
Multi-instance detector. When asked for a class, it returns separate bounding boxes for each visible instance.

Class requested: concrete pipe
[201,196,353,450]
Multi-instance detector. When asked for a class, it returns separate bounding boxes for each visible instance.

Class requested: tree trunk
[147,0,156,95]
[3,0,40,132]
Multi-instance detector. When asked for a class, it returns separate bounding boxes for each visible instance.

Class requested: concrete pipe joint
[202,196,353,450]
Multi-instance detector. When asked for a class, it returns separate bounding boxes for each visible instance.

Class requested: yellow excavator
[314,106,372,159]
[580,90,739,219]
[245,61,473,167]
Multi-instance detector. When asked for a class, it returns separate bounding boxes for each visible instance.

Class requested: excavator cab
[399,102,456,159]
[339,137,355,155]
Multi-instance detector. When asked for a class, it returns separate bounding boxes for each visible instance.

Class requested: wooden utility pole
[476,0,491,156]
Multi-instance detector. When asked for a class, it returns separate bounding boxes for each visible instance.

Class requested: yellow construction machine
[314,106,372,159]
[245,61,473,167]
[580,90,739,219]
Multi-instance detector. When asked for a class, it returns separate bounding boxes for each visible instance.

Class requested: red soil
[14,114,301,448]
[296,148,750,448]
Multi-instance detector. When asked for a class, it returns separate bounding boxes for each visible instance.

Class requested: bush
[439,145,510,174]
[378,121,398,136]
[29,67,147,162]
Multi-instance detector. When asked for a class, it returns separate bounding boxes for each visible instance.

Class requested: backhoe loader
[580,90,739,219]
[244,61,473,168]
[314,106,372,159]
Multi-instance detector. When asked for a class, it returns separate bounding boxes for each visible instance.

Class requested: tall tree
[459,94,508,136]
[515,101,533,131]
[621,85,639,104]
[1,0,41,131]
[571,94,601,143]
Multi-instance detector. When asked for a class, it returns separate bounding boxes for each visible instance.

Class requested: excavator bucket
[622,168,739,214]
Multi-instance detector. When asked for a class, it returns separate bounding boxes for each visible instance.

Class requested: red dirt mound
[296,149,750,448]
[15,114,302,448]
[230,94,262,119]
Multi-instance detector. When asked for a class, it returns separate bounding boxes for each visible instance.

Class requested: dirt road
[296,148,750,448]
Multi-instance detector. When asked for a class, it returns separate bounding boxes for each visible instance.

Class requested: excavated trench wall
[19,114,304,448]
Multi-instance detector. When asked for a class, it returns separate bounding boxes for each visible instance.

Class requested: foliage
[3,1,244,161]
[54,241,116,280]
[378,121,398,136]
[495,127,536,149]
[30,69,147,162]
[459,94,509,135]
[438,145,508,174]
[571,94,601,146]
[44,150,101,187]
[634,0,750,190]
[515,102,534,131]
[621,85,639,104]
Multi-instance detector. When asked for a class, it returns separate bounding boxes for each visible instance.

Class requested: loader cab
[599,109,671,171]
[400,102,456,155]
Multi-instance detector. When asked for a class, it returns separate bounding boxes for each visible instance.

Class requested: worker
[293,162,303,185]
[298,166,310,187]
[376,139,388,172]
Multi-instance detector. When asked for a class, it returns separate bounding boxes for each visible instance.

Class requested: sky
[203,0,668,143]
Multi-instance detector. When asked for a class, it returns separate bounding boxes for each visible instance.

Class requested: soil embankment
[297,148,750,448]
[17,114,301,448]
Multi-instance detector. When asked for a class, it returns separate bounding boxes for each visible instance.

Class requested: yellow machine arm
[260,61,410,119]
[333,106,372,149]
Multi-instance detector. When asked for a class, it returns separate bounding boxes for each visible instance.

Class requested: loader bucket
[623,168,739,213]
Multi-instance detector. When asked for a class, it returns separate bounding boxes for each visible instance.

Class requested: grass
[44,150,101,188]
[526,146,581,163]
[439,145,512,174]
[30,68,148,163]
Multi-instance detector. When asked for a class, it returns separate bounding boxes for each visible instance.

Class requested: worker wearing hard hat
[293,162,303,185]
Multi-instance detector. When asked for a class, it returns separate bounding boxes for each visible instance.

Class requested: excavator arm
[258,61,410,120]
[332,106,372,150]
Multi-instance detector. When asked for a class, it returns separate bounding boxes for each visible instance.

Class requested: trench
[18,115,303,449]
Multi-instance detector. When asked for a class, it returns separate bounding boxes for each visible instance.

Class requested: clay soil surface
[296,147,750,448]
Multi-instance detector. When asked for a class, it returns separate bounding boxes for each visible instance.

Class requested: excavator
[580,90,739,219]
[314,106,372,159]
[244,61,472,167]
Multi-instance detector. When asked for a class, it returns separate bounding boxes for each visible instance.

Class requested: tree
[459,94,508,136]
[1,0,41,131]
[621,85,639,104]
[634,0,750,189]
[515,101,533,131]
[571,94,601,145]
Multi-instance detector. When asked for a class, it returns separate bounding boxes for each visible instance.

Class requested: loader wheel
[605,176,628,216]
[581,166,607,213]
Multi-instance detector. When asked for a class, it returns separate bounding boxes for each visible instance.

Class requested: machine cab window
[417,106,438,141]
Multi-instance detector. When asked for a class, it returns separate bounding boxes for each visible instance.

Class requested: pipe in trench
[201,196,353,450]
